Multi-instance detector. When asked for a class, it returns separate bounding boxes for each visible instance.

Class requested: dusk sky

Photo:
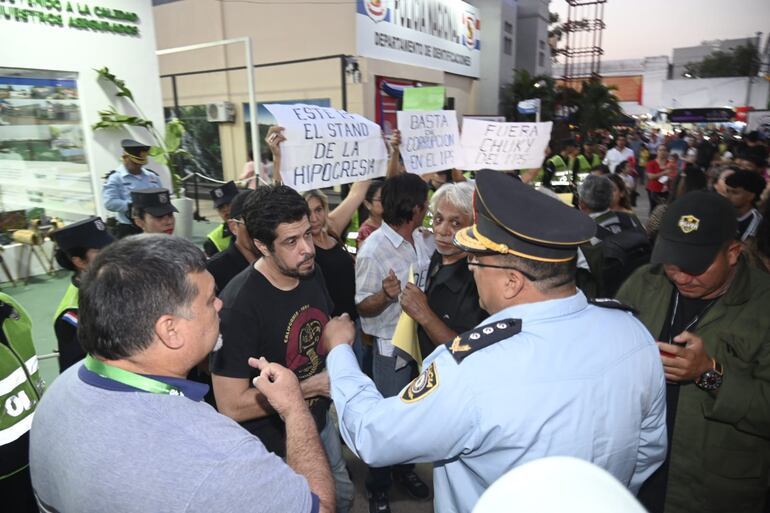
[550,0,770,61]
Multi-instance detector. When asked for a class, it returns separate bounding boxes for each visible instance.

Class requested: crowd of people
[2,123,770,513]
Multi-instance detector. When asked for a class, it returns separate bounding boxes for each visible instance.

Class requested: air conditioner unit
[206,102,235,123]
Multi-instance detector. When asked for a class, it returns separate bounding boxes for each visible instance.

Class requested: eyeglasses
[467,258,539,281]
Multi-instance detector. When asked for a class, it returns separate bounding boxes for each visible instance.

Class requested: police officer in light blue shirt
[102,139,162,238]
[323,170,667,513]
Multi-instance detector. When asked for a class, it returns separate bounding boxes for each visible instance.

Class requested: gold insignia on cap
[678,214,700,234]
[123,151,148,165]
[455,224,577,264]
[401,362,439,403]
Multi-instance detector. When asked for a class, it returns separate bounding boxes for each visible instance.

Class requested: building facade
[515,0,551,78]
[672,37,759,79]
[152,0,551,182]
[553,46,769,119]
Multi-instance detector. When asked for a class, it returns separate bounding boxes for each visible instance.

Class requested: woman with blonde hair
[304,180,370,319]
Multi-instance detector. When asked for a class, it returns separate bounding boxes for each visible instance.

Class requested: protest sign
[264,103,388,192]
[460,119,552,171]
[403,86,445,111]
[396,110,461,175]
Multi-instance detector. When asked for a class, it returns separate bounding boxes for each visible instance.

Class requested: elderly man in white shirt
[603,134,635,173]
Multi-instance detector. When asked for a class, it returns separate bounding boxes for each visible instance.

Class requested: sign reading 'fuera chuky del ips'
[460,119,553,171]
[265,104,388,192]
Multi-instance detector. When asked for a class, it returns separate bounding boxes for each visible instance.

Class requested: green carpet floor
[2,218,218,387]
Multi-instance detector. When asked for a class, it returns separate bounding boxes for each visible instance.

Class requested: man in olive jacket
[617,190,770,513]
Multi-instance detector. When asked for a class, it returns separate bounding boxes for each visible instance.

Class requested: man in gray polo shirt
[29,235,334,513]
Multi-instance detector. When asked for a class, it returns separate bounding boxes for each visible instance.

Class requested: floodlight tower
[559,0,607,89]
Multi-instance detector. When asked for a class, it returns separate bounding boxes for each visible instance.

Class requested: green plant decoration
[92,66,190,195]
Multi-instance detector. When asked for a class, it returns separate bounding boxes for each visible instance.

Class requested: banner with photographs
[0,68,95,221]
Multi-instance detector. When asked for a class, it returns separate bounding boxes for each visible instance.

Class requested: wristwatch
[696,358,723,391]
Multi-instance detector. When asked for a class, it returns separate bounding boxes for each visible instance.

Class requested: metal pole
[245,37,260,184]
[193,169,203,220]
[340,56,350,204]
[536,102,541,123]
[341,55,348,111]
[171,75,202,219]
[156,37,254,57]
[156,37,260,183]
[171,75,180,117]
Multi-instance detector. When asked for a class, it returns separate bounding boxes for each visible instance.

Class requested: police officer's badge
[214,189,224,198]
[401,363,439,403]
[678,214,699,234]
[159,193,168,204]
[94,219,105,231]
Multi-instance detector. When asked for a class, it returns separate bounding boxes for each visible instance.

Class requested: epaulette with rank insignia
[445,318,521,364]
[588,298,637,315]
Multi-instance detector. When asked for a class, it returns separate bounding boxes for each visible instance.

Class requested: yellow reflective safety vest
[53,283,83,372]
[547,155,573,187]
[206,224,232,254]
[0,293,44,479]
[547,155,569,173]
[53,283,78,322]
[576,153,602,173]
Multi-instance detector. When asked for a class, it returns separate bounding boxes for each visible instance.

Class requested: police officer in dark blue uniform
[206,190,260,292]
[102,139,162,238]
[130,188,178,235]
[204,181,239,257]
[51,217,115,371]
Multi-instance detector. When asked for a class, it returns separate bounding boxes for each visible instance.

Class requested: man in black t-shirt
[211,185,354,512]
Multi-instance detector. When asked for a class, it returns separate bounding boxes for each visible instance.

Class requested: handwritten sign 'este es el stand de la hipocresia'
[264,104,387,192]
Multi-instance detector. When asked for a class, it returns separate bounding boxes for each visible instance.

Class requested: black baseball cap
[209,181,239,208]
[130,188,178,217]
[651,191,738,275]
[52,216,114,252]
[725,169,766,198]
[229,190,253,220]
[454,170,596,262]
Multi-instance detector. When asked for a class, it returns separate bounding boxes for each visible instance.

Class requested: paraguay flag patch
[62,311,78,327]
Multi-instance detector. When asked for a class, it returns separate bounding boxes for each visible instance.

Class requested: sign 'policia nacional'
[0,0,141,36]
